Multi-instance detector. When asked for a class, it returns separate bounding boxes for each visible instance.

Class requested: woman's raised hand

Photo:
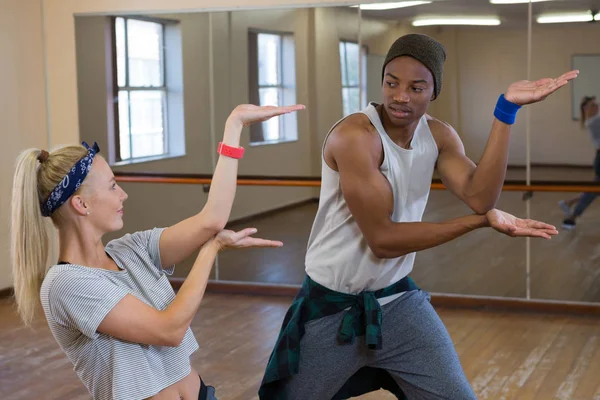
[228,104,305,127]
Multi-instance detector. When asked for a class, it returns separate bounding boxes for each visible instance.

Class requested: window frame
[248,28,297,146]
[110,16,169,163]
[339,40,368,116]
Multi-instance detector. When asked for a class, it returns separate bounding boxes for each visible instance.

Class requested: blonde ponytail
[11,145,88,326]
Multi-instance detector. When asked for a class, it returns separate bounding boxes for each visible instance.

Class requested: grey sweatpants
[280,290,477,400]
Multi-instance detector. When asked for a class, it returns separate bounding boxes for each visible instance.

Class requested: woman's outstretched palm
[230,104,305,127]
[214,228,283,250]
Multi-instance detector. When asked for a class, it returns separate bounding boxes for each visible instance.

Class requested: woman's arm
[157,104,304,267]
[97,228,283,347]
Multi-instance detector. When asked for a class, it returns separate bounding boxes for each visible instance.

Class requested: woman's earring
[86,211,90,216]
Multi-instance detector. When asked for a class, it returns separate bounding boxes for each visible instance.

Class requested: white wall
[0,0,48,290]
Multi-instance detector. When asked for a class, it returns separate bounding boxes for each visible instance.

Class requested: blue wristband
[494,94,522,125]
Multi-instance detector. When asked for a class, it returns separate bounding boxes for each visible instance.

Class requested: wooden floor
[1,294,599,400]
[214,189,600,303]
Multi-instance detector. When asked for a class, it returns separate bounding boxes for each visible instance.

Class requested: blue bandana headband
[41,142,100,217]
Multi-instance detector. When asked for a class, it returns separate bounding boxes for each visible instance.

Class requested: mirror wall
[528,0,600,303]
[73,0,599,304]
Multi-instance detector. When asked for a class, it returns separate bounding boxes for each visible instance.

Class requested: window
[339,41,367,116]
[114,17,168,161]
[248,31,297,145]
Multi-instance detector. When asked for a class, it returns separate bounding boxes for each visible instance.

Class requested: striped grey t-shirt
[40,227,199,400]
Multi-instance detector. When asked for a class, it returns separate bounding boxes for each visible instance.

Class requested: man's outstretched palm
[486,209,558,239]
[505,70,579,106]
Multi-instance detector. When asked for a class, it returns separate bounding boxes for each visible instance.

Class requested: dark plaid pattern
[259,274,419,399]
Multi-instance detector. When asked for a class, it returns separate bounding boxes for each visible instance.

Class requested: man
[259,33,577,400]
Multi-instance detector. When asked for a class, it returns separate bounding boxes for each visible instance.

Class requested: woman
[10,104,304,400]
[560,96,600,229]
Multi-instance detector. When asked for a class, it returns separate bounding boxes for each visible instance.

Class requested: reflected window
[248,31,298,145]
[339,41,367,116]
[114,17,167,161]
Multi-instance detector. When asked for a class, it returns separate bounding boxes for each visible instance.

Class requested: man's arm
[328,122,489,259]
[435,70,579,215]
[328,120,557,259]
[433,118,510,215]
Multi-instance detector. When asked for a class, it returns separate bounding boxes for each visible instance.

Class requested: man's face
[382,56,435,127]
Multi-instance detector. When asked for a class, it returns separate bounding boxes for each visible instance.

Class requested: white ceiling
[359,0,600,25]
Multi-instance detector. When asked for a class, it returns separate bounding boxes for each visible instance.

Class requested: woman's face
[80,156,128,233]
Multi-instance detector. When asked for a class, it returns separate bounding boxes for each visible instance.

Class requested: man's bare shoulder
[425,114,460,150]
[425,114,455,132]
[325,113,382,170]
[329,113,380,146]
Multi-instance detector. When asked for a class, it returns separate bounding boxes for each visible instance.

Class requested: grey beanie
[382,33,447,99]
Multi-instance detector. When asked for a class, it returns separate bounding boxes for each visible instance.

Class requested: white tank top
[305,103,439,304]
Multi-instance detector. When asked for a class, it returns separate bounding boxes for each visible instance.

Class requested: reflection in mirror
[529,0,600,182]
[415,191,527,297]
[210,5,361,284]
[528,0,600,304]
[530,191,600,303]
[571,55,600,121]
[218,188,318,284]
[73,6,363,287]
[73,2,558,300]
[75,11,238,281]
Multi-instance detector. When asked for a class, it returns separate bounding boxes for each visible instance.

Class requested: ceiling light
[490,0,552,4]
[351,1,432,10]
[412,17,501,26]
[536,12,594,24]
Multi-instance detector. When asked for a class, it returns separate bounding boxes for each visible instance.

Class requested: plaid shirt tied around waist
[259,274,419,399]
